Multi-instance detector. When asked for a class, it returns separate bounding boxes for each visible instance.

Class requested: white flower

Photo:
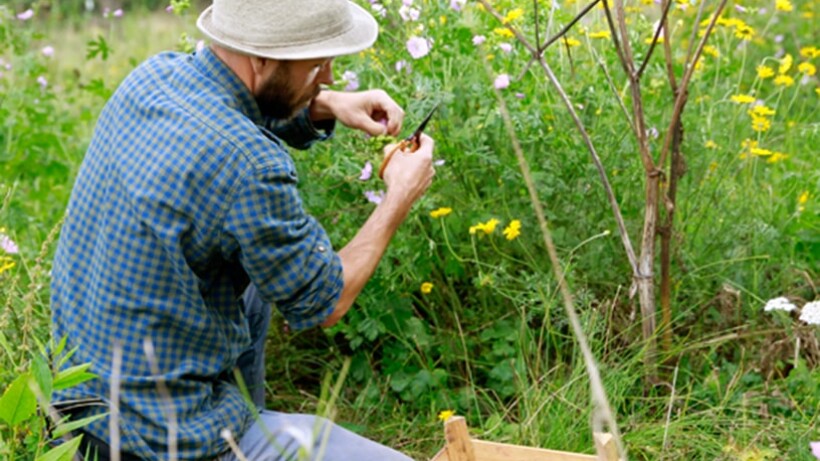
[41,46,55,57]
[399,5,420,21]
[371,3,387,17]
[1,233,19,254]
[799,301,820,325]
[763,296,797,312]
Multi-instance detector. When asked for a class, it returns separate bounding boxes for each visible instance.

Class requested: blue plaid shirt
[51,48,343,460]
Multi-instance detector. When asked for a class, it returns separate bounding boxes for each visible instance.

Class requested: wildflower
[0,256,15,275]
[469,218,500,235]
[406,36,430,59]
[342,70,359,91]
[395,60,411,74]
[773,74,795,86]
[430,207,452,218]
[434,159,446,166]
[766,152,788,163]
[798,191,810,208]
[450,0,466,11]
[734,25,754,41]
[779,54,793,74]
[113,8,123,17]
[751,116,771,132]
[799,301,820,325]
[503,220,521,240]
[800,46,820,59]
[702,45,719,57]
[589,30,611,39]
[502,8,524,24]
[17,9,34,20]
[705,140,718,149]
[798,62,817,76]
[438,410,455,422]
[644,36,664,45]
[730,94,755,104]
[364,190,385,204]
[741,139,758,150]
[748,105,775,117]
[764,297,796,312]
[515,92,525,99]
[399,5,421,21]
[756,65,775,79]
[498,43,512,53]
[775,0,793,12]
[810,442,820,459]
[42,46,54,57]
[472,35,486,46]
[359,161,372,181]
[371,3,387,17]
[166,5,174,13]
[494,74,510,89]
[563,37,581,47]
[421,282,434,294]
[750,147,772,157]
[493,27,515,39]
[37,76,48,88]
[0,232,18,254]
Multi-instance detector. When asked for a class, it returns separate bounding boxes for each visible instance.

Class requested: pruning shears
[378,103,439,180]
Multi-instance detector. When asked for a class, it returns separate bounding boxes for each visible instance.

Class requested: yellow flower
[493,27,515,39]
[420,282,434,294]
[503,8,525,24]
[798,191,810,205]
[751,116,771,132]
[705,140,718,149]
[644,36,664,45]
[766,152,788,163]
[773,74,795,86]
[750,147,773,157]
[430,207,453,218]
[563,37,581,47]
[748,105,775,117]
[589,30,611,39]
[730,94,756,104]
[775,0,793,12]
[741,139,758,150]
[702,45,720,58]
[469,218,500,235]
[503,220,522,240]
[708,161,718,172]
[798,62,817,76]
[0,256,14,275]
[734,25,754,41]
[779,54,793,74]
[438,410,455,422]
[440,15,447,25]
[756,65,775,79]
[800,46,820,59]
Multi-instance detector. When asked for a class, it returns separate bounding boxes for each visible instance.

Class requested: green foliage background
[1,0,818,459]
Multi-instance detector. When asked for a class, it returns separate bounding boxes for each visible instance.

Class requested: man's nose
[317,61,334,86]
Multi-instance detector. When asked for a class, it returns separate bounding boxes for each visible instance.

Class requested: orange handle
[378,139,419,180]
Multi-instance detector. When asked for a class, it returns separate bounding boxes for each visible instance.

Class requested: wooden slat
[593,432,620,461]
[444,417,477,461]
[471,440,599,461]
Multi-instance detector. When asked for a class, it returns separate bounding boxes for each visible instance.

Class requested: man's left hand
[312,90,404,137]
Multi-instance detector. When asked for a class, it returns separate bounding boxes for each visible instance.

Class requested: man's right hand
[382,134,435,206]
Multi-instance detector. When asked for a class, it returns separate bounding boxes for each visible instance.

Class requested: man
[50,0,434,459]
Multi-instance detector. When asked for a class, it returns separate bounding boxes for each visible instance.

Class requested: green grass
[1,0,818,460]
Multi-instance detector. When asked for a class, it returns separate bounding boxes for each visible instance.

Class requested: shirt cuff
[267,107,335,151]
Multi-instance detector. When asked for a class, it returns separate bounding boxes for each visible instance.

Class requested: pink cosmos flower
[395,60,412,74]
[342,70,359,91]
[359,161,373,181]
[406,36,430,59]
[113,8,123,17]
[17,9,34,20]
[0,234,18,254]
[42,46,55,57]
[494,74,510,89]
[472,35,486,46]
[450,0,466,11]
[399,5,420,21]
[364,190,385,204]
[499,43,512,53]
[36,76,48,88]
[166,5,174,12]
[811,442,820,460]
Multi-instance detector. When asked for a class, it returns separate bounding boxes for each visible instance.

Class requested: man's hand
[382,134,435,206]
[311,90,405,136]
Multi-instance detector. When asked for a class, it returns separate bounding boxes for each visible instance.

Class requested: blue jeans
[224,285,412,461]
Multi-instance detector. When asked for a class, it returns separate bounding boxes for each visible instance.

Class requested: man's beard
[255,63,320,120]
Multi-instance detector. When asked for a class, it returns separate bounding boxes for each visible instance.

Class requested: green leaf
[35,435,82,461]
[0,332,17,368]
[86,35,112,61]
[0,373,37,426]
[53,364,96,391]
[32,353,54,402]
[52,413,107,438]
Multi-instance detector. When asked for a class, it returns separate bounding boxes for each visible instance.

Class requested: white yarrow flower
[799,301,820,325]
[763,297,797,312]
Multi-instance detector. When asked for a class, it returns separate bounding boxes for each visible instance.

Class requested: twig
[661,365,679,452]
[601,0,631,77]
[538,0,601,52]
[593,52,637,137]
[220,429,250,461]
[143,338,178,461]
[637,0,675,79]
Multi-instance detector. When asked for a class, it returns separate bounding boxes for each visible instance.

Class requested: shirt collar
[192,47,264,126]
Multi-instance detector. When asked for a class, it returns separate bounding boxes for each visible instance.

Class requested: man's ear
[248,56,276,87]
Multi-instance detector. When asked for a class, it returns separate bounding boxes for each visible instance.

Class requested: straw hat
[197,0,378,60]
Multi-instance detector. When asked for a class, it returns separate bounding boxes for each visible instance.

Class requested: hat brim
[196,2,378,60]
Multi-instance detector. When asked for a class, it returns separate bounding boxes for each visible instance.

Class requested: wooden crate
[431,416,620,461]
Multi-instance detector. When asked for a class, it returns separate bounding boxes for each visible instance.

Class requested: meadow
[0,0,818,459]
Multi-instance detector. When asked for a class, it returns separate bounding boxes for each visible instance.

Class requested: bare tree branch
[637,0,675,79]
